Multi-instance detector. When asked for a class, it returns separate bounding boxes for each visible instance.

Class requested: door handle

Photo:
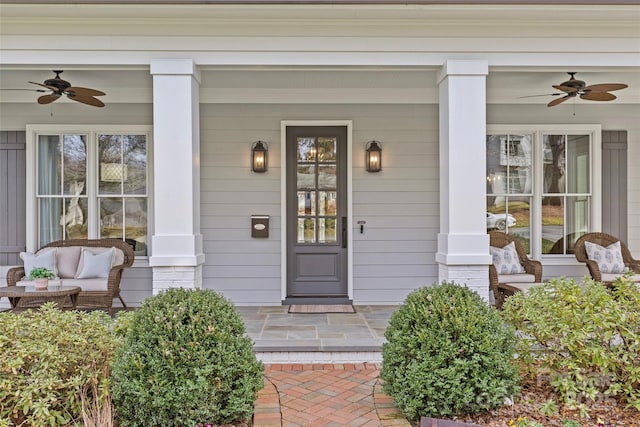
[342,216,347,249]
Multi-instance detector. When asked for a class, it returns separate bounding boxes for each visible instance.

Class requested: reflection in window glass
[486,134,533,252]
[318,218,337,243]
[297,218,316,243]
[297,191,316,216]
[297,165,316,189]
[318,192,337,216]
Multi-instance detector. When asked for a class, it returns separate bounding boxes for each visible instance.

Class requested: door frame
[280,120,353,302]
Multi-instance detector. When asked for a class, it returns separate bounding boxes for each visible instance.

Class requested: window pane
[125,197,148,256]
[318,218,337,243]
[542,198,564,254]
[506,135,532,195]
[38,198,63,246]
[543,134,566,194]
[63,135,86,196]
[38,135,62,195]
[297,165,316,189]
[318,191,336,216]
[297,218,315,243]
[99,135,123,195]
[124,135,147,195]
[297,191,316,216]
[297,137,316,162]
[566,134,590,194]
[508,200,531,254]
[318,165,336,189]
[62,197,88,239]
[317,137,336,162]
[486,135,506,195]
[100,197,123,239]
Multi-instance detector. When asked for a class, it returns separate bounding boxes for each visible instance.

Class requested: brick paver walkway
[254,364,411,427]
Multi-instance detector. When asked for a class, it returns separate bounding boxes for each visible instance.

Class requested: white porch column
[436,60,492,301]
[149,59,204,293]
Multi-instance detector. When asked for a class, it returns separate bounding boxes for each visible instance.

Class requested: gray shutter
[0,131,27,265]
[601,130,627,242]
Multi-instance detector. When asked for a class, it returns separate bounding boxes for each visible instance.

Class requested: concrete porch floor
[236,305,398,364]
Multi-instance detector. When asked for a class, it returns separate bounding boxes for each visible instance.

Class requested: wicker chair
[574,232,640,286]
[489,231,542,309]
[6,238,134,315]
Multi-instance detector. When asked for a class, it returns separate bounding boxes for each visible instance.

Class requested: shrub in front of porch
[0,303,120,426]
[110,288,263,427]
[381,282,521,421]
[501,275,640,413]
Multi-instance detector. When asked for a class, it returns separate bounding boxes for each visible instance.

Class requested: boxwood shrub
[381,282,520,421]
[0,303,120,426]
[110,288,263,427]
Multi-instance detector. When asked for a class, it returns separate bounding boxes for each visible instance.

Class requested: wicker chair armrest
[6,267,26,287]
[628,262,640,274]
[584,259,602,282]
[106,265,127,292]
[522,259,543,282]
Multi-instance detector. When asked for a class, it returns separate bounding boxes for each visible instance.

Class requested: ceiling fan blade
[67,94,105,107]
[547,96,571,107]
[518,93,564,99]
[38,93,62,104]
[66,86,106,97]
[0,88,48,92]
[583,83,628,93]
[29,81,59,92]
[552,85,578,93]
[580,92,616,101]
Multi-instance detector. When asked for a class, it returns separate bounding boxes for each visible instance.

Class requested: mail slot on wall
[251,215,270,238]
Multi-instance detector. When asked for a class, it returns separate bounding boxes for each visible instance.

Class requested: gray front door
[286,126,348,301]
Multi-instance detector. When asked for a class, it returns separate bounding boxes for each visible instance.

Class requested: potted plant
[29,267,56,290]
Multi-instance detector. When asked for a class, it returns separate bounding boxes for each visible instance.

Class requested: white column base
[152,265,203,295]
[438,264,490,302]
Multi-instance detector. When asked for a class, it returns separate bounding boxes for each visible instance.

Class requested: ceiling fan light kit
[27,70,106,107]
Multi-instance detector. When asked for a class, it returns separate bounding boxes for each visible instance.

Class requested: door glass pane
[318,192,337,216]
[297,218,316,243]
[318,218,337,243]
[318,165,336,189]
[297,138,316,162]
[543,134,566,194]
[297,165,316,189]
[317,137,336,162]
[297,191,316,216]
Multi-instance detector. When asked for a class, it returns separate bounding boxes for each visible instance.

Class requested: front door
[286,126,348,301]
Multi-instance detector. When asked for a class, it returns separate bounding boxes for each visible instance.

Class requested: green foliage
[110,288,264,427]
[28,267,56,280]
[380,282,521,421]
[501,275,640,411]
[0,303,120,426]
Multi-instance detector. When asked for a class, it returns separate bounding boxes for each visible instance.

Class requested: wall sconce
[365,141,382,172]
[251,141,268,173]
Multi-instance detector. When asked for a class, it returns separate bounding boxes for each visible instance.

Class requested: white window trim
[25,124,153,267]
[487,124,601,265]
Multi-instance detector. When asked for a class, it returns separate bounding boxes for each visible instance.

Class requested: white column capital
[437,60,488,83]
[150,59,201,82]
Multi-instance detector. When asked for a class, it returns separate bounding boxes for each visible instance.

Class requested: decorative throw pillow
[585,241,625,274]
[20,248,57,278]
[490,241,525,274]
[75,247,114,279]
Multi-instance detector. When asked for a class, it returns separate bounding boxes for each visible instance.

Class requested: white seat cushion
[601,273,640,283]
[60,278,109,292]
[498,273,536,284]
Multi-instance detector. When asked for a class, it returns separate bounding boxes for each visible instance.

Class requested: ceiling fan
[523,72,628,107]
[4,70,106,107]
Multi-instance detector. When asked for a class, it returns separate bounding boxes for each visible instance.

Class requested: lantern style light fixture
[365,140,382,172]
[251,141,268,173]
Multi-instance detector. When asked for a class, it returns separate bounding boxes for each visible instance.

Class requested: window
[486,125,601,258]
[27,125,151,257]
